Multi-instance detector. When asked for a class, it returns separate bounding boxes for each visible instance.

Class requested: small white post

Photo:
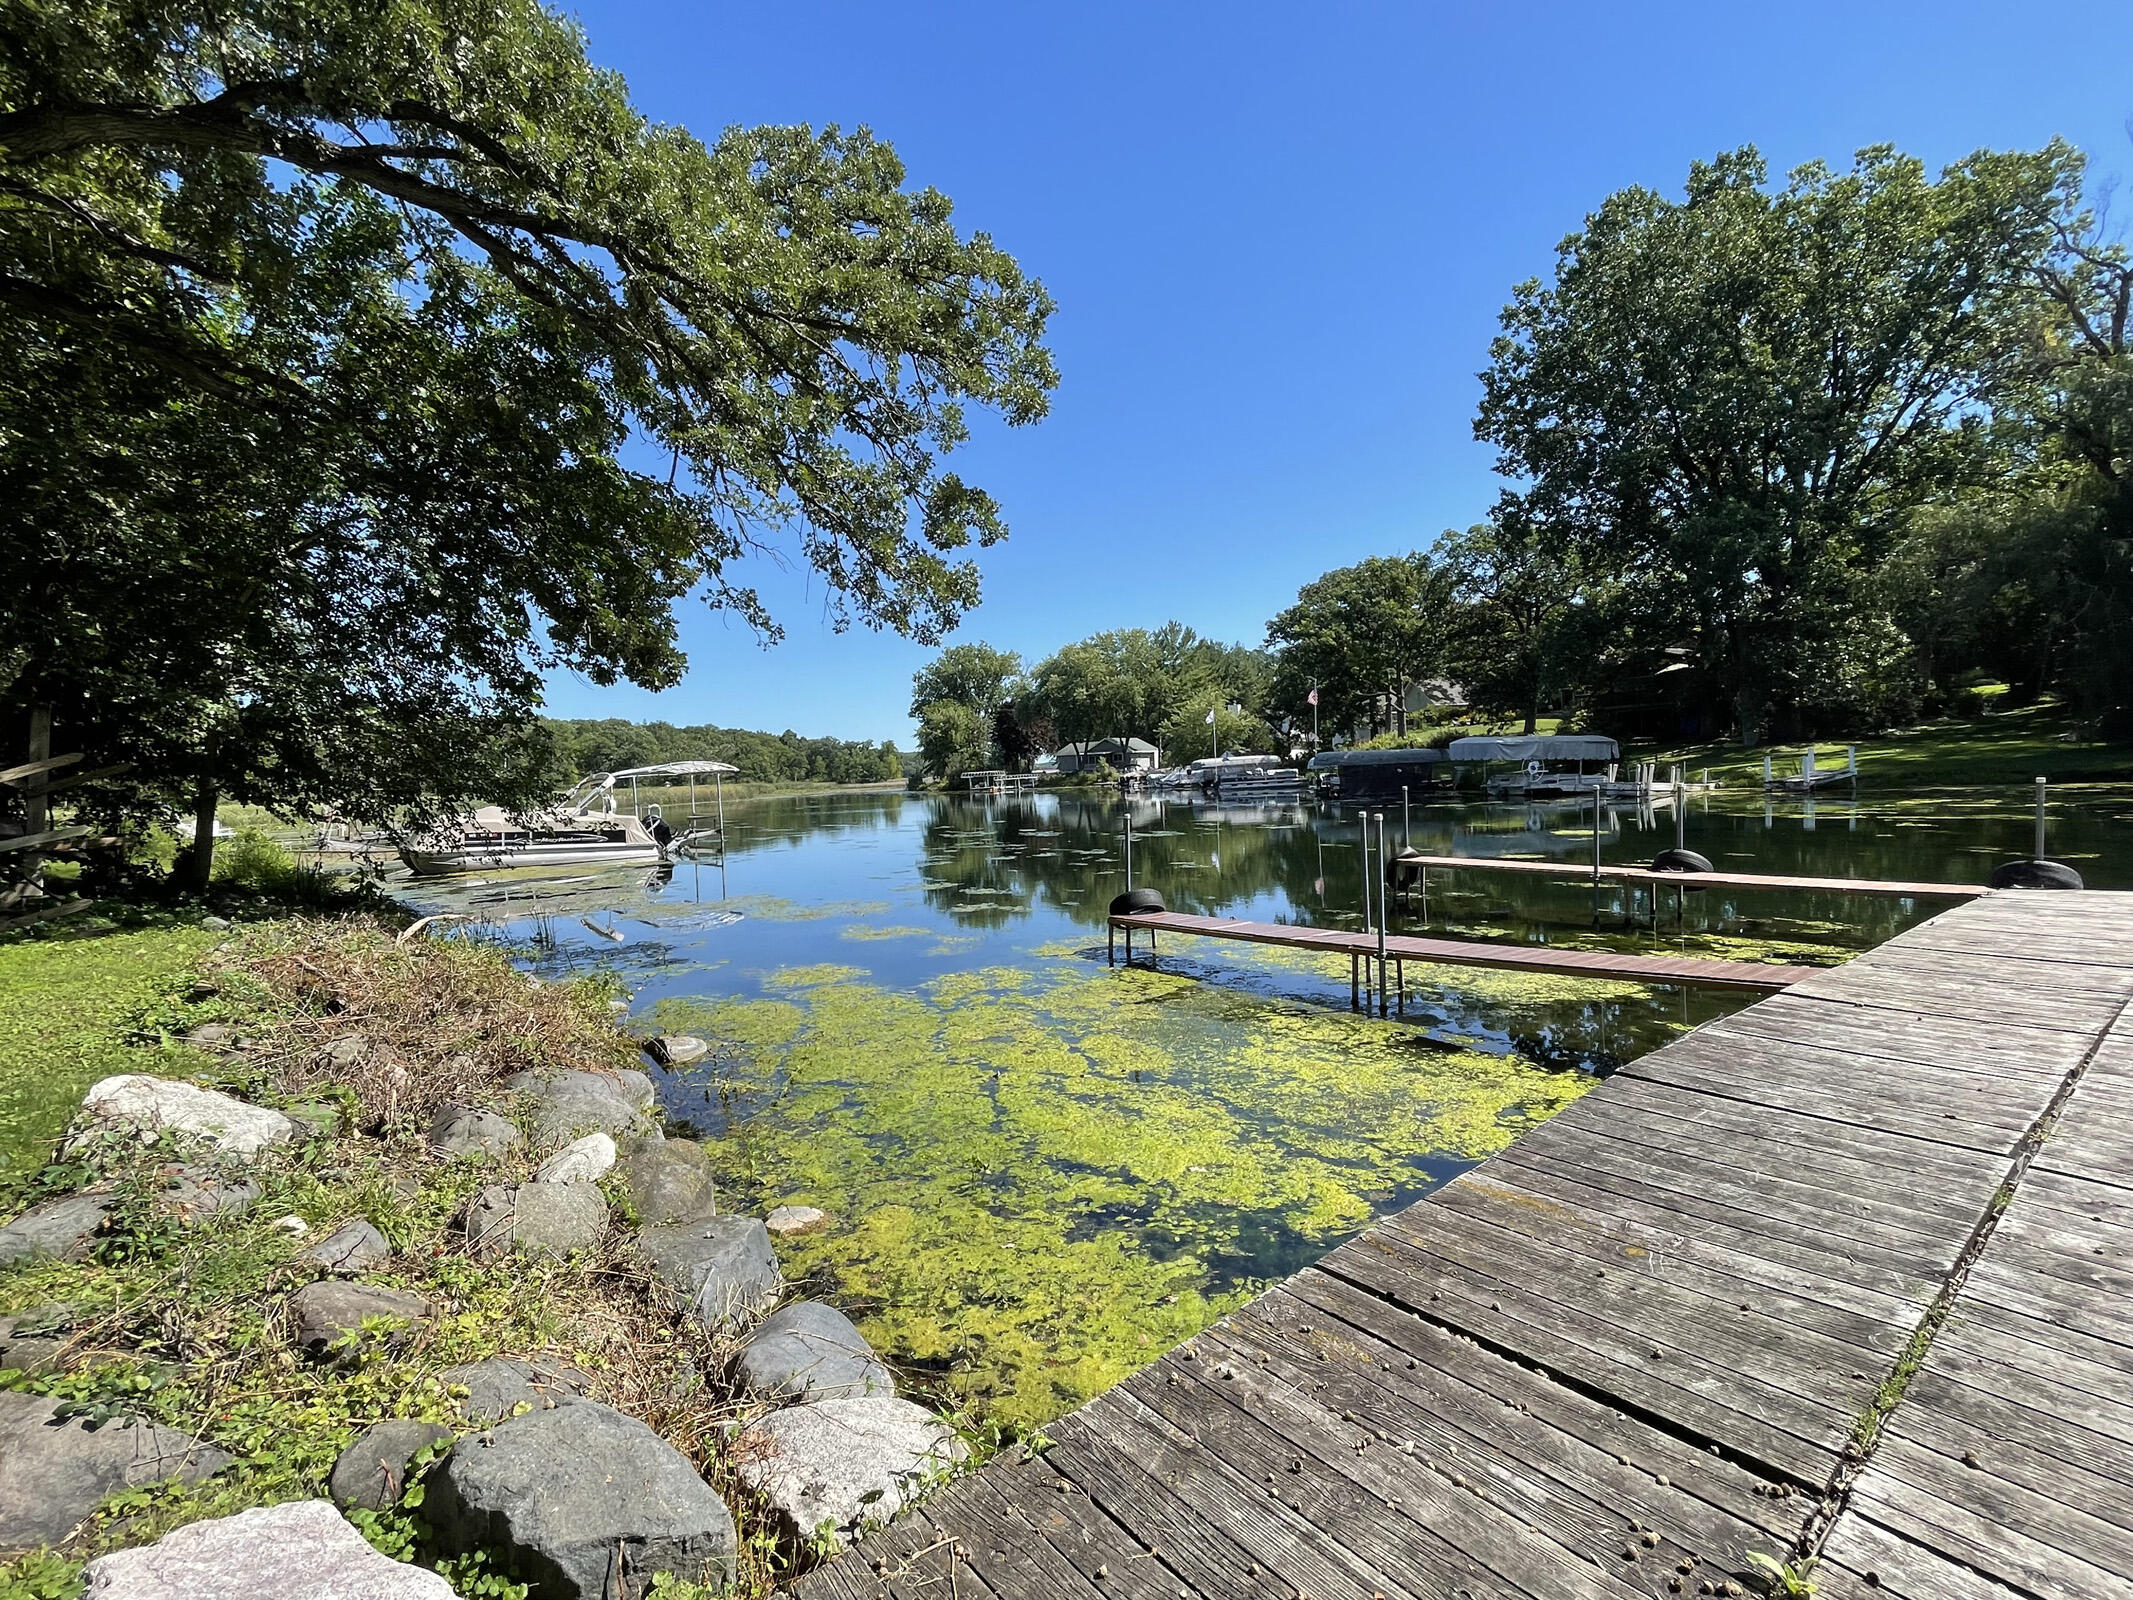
[1763,754,1773,787]
[1801,748,1816,784]
[2035,776,2048,860]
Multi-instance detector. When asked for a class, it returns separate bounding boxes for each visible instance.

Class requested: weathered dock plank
[1393,852,1990,899]
[798,892,2133,1600]
[1108,909,1823,992]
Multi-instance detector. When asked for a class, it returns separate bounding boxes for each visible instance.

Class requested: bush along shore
[0,916,969,1599]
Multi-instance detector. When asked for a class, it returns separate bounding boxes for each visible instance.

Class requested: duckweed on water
[652,956,1590,1427]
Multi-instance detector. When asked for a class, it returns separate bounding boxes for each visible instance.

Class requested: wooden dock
[799,889,2133,1600]
[1396,853,1991,900]
[1108,909,1824,996]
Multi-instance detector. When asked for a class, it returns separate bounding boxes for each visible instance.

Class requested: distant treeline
[541,718,903,786]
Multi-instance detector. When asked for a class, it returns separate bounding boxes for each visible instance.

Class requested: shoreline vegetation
[0,901,978,1599]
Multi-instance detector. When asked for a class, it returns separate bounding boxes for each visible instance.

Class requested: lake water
[385,781,2131,1426]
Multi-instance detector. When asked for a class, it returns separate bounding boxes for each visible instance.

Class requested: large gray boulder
[431,1399,735,1599]
[73,1075,295,1158]
[289,1281,430,1363]
[0,1391,231,1550]
[735,1302,894,1403]
[329,1419,454,1512]
[732,1396,966,1549]
[637,1214,780,1331]
[303,1219,393,1275]
[465,1183,607,1261]
[617,1141,714,1224]
[506,1068,656,1112]
[0,1192,110,1267]
[426,1104,520,1160]
[83,1498,454,1597]
[438,1356,590,1425]
[529,1092,654,1152]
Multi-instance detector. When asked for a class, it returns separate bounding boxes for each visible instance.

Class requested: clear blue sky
[541,0,2133,745]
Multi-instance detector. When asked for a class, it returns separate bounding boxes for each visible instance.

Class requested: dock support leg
[1351,952,1359,1010]
[1108,924,1115,965]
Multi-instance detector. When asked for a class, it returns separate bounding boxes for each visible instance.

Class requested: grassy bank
[0,914,864,1598]
[1636,701,2133,790]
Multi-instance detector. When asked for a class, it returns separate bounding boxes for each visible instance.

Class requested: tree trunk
[19,705,51,882]
[177,780,218,892]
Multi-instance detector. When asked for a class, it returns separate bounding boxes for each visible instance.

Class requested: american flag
[1307,687,1319,706]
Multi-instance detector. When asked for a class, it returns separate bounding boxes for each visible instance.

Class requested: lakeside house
[1045,737,1161,775]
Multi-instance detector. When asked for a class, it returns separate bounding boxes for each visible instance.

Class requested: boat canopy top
[1446,734,1620,763]
[606,761,740,780]
[1334,747,1451,766]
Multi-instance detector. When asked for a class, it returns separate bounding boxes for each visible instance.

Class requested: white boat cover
[1446,735,1620,762]
[608,760,740,779]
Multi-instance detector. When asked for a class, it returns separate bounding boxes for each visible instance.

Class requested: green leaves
[1474,140,2084,737]
[1,0,1053,832]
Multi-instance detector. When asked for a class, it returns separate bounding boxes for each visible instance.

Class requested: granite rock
[0,1192,110,1267]
[437,1356,590,1425]
[329,1419,454,1513]
[426,1104,520,1159]
[617,1140,714,1225]
[763,1204,831,1238]
[75,1075,295,1158]
[431,1399,735,1599]
[302,1219,392,1275]
[735,1301,894,1403]
[0,1391,231,1550]
[648,1035,709,1067]
[637,1213,780,1331]
[289,1281,430,1363]
[83,1498,454,1597]
[465,1182,607,1261]
[533,1133,615,1186]
[732,1396,965,1549]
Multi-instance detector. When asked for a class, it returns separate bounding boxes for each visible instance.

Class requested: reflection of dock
[1402,853,1989,899]
[1106,909,1819,995]
[802,890,2133,1600]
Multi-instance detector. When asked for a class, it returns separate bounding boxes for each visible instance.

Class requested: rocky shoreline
[0,920,968,1598]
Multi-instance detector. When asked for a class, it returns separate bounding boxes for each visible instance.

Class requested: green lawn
[1632,701,2133,790]
[0,919,223,1205]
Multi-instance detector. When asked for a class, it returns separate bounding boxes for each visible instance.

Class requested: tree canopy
[1475,141,2085,737]
[0,0,1054,875]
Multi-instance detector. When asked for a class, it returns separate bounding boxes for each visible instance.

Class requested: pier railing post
[1591,787,1602,922]
[2035,776,2048,860]
[1374,811,1389,1016]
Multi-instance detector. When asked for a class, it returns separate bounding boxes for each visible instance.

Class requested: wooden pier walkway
[1109,909,1824,995]
[799,889,2133,1600]
[1396,853,1991,900]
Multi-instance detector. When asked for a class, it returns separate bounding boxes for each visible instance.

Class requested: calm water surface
[385,782,2131,1423]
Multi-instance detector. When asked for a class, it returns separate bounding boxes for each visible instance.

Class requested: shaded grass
[0,920,223,1209]
[0,919,832,1598]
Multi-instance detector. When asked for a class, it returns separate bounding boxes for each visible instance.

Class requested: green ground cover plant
[0,918,815,1599]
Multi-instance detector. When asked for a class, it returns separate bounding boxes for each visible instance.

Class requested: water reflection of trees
[905,789,2013,951]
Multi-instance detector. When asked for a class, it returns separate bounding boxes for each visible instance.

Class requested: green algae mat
[652,951,1596,1427]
